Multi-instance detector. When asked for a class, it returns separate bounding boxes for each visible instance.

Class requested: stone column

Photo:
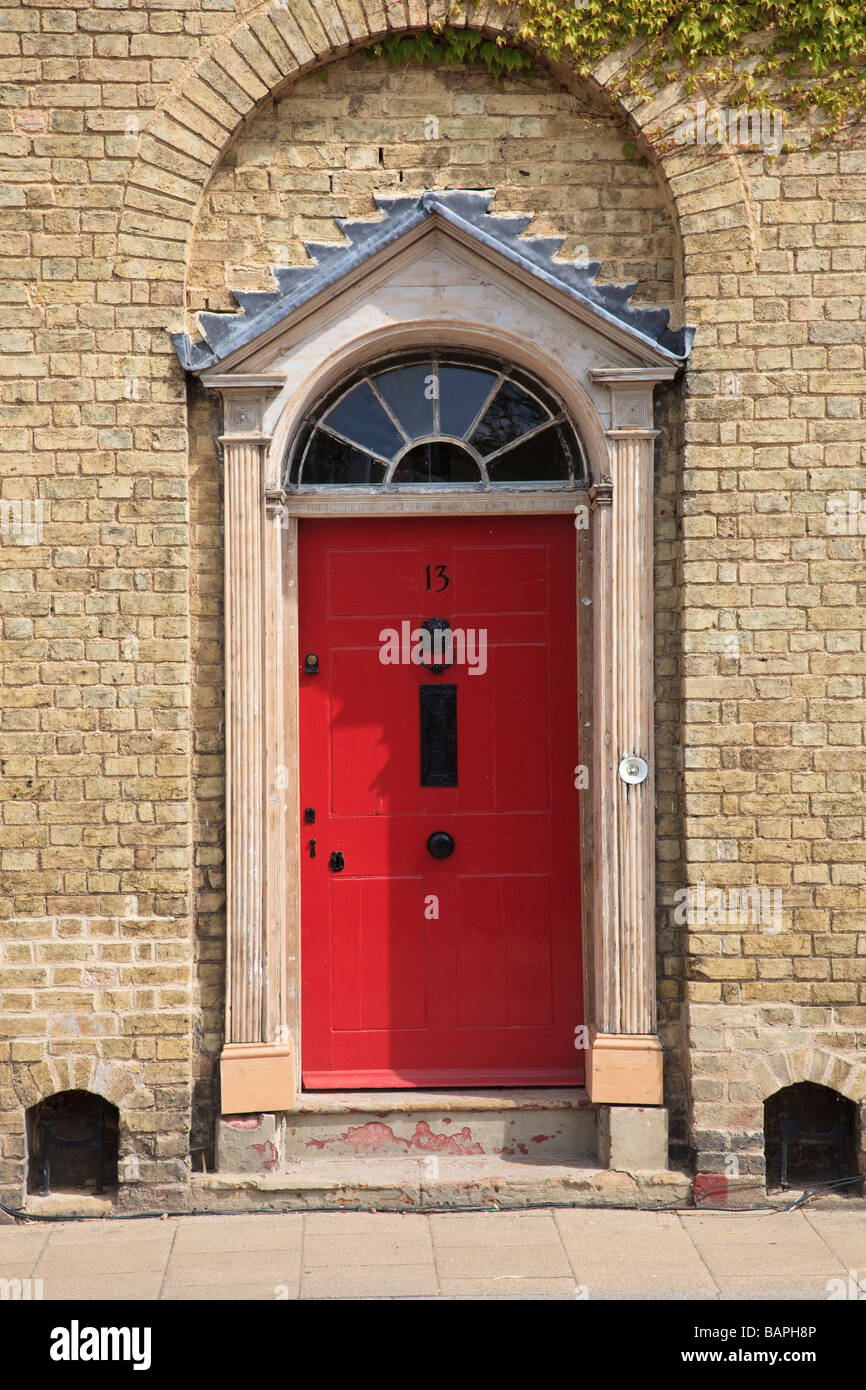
[586,368,676,1106]
[215,388,294,1114]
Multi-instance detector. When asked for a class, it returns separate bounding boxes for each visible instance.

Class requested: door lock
[328,851,345,872]
[426,831,455,860]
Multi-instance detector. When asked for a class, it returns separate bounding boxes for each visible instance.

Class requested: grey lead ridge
[172,189,695,372]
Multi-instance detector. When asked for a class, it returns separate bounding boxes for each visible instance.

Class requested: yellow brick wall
[1,0,864,1205]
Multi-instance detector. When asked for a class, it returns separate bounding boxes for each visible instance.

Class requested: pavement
[1,1204,865,1300]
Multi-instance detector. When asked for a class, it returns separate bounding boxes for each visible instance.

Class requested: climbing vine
[370,28,532,84]
[371,2,866,144]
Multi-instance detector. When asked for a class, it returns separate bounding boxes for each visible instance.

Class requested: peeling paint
[406,1121,484,1156]
[226,1114,264,1130]
[339,1122,402,1155]
[251,1141,277,1171]
[337,1119,485,1156]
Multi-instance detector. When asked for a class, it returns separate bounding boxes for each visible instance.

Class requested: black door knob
[427,831,455,859]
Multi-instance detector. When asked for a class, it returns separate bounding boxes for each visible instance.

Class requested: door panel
[298,515,584,1088]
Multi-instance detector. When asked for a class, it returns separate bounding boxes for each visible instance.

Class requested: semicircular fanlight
[287,352,587,488]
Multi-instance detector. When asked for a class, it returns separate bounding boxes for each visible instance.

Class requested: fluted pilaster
[224,438,266,1044]
[213,386,294,1114]
[586,367,677,1104]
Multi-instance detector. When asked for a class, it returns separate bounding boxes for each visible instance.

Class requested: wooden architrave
[201,229,682,1115]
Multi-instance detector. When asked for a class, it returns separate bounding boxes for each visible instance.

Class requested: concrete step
[192,1160,692,1212]
[282,1090,597,1164]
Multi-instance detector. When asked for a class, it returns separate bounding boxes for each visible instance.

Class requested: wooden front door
[298,515,584,1088]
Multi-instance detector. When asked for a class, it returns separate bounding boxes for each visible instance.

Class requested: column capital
[590,365,678,433]
[201,376,283,444]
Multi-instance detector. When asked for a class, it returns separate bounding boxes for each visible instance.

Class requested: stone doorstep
[191,1163,693,1212]
[291,1088,593,1113]
[282,1089,597,1164]
[218,1089,599,1172]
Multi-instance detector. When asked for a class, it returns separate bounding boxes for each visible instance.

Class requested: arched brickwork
[12,1056,139,1113]
[114,0,757,330]
[755,1048,866,1106]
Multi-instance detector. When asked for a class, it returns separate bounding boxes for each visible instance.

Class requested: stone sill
[291,1088,593,1115]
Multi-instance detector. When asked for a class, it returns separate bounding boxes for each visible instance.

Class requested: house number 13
[425,564,450,592]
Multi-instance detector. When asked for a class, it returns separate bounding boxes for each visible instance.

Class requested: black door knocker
[418,617,454,674]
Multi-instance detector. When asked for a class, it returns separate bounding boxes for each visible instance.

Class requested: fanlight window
[286,353,588,488]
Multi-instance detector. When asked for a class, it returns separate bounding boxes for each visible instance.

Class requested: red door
[298,515,583,1088]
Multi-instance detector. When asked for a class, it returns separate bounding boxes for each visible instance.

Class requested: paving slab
[680,1212,846,1278]
[438,1276,578,1298]
[0,1252,41,1279]
[429,1210,562,1244]
[590,1289,720,1301]
[172,1214,304,1253]
[41,1218,169,1245]
[434,1240,571,1279]
[36,1239,171,1276]
[163,1248,301,1289]
[162,1281,300,1301]
[555,1207,686,1238]
[803,1211,866,1267]
[302,1229,434,1266]
[40,1273,164,1301]
[300,1263,439,1298]
[715,1275,845,1300]
[304,1210,428,1234]
[579,1265,719,1298]
[0,1231,49,1262]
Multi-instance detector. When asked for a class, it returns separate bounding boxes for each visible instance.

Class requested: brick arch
[115,0,756,325]
[12,1058,138,1114]
[754,1050,866,1106]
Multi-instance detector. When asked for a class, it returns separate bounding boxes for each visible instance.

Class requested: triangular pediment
[173,191,693,376]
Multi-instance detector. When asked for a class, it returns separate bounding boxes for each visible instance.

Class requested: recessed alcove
[764,1082,859,1192]
[26,1091,119,1197]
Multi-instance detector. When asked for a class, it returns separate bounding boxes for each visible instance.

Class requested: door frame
[206,327,677,1115]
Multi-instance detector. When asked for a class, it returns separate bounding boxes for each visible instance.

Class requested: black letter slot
[420,684,457,788]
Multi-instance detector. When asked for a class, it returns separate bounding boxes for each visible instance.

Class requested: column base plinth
[220,1041,296,1115]
[586,1030,663,1105]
